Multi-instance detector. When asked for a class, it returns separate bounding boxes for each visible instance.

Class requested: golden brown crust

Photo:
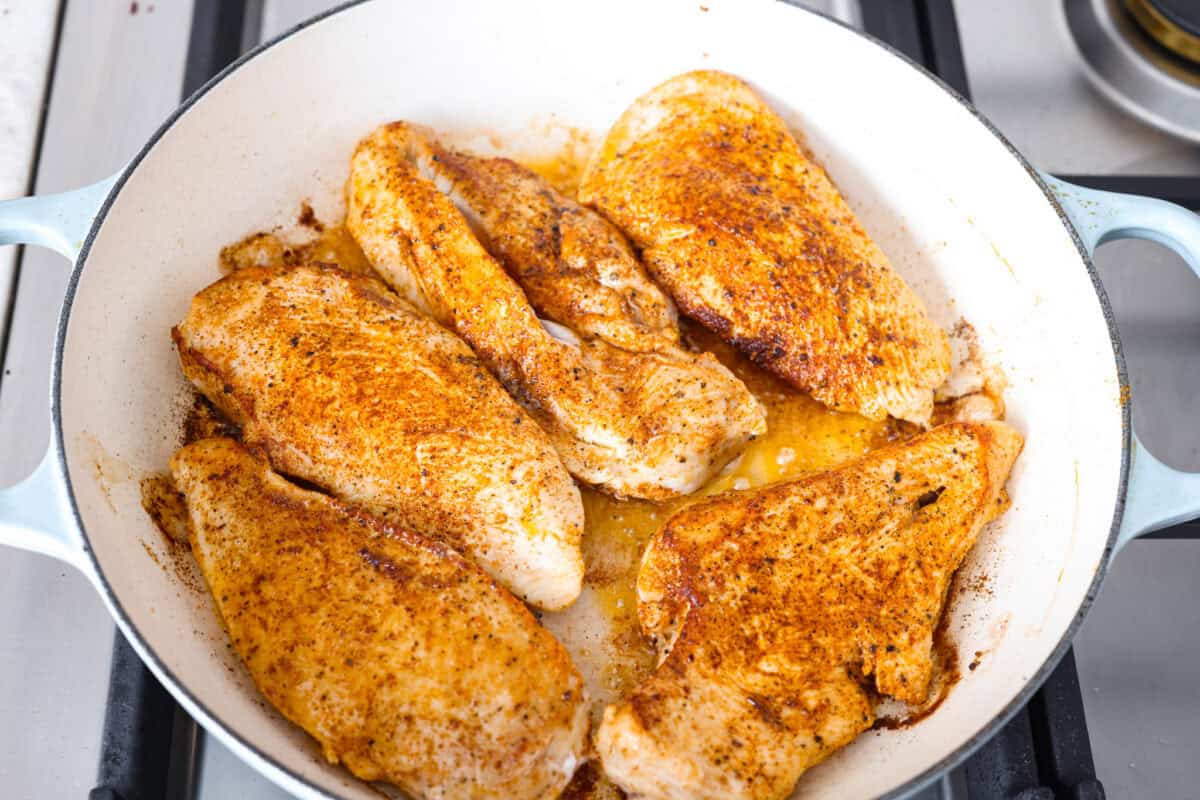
[219,224,379,279]
[597,421,1023,799]
[346,123,767,500]
[579,70,951,425]
[171,438,589,800]
[422,139,680,352]
[172,264,583,609]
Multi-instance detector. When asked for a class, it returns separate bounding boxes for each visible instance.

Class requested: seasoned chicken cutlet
[346,122,766,500]
[580,71,951,426]
[417,135,679,353]
[172,265,583,610]
[171,438,588,800]
[598,421,1023,800]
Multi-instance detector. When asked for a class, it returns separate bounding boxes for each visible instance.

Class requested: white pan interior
[55,0,1125,797]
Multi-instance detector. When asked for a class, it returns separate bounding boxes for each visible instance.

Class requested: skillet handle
[0,177,115,568]
[0,177,114,258]
[1044,174,1200,551]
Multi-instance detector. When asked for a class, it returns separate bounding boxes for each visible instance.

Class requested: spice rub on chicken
[171,438,589,800]
[597,421,1023,800]
[580,70,951,426]
[172,264,583,610]
[346,122,766,500]
[417,135,680,353]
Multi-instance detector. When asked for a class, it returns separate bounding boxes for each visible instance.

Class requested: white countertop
[0,0,56,351]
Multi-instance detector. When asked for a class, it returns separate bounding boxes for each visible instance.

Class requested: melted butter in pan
[541,321,910,732]
[219,204,376,278]
[510,125,597,197]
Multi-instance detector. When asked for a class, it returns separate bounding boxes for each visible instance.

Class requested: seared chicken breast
[597,421,1023,799]
[173,265,582,610]
[417,135,679,353]
[171,438,588,800]
[346,122,766,500]
[580,71,951,426]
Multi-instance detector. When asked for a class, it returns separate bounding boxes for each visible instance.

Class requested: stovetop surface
[0,2,1197,798]
[960,0,1200,176]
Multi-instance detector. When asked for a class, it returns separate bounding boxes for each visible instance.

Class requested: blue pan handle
[1,175,1195,560]
[1045,174,1200,551]
[0,177,115,568]
[0,177,114,257]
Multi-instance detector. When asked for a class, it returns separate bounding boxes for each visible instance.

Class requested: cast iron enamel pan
[2,1,1198,797]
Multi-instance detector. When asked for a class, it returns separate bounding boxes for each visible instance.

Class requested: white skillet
[1,1,1199,797]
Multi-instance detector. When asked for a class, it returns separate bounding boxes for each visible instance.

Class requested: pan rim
[50,1,1131,797]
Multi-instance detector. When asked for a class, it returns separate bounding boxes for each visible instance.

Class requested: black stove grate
[87,1,1200,798]
[860,0,971,98]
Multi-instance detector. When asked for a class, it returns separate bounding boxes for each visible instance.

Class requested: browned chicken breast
[171,438,589,800]
[597,421,1023,800]
[580,71,951,426]
[346,122,766,500]
[418,135,679,353]
[172,264,583,610]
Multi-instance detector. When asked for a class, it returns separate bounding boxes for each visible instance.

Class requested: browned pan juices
[561,760,625,800]
[140,394,243,590]
[874,599,962,730]
[141,395,239,540]
[182,394,241,443]
[521,148,590,197]
[542,323,911,720]
[219,219,376,277]
[140,474,189,544]
[139,473,204,592]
